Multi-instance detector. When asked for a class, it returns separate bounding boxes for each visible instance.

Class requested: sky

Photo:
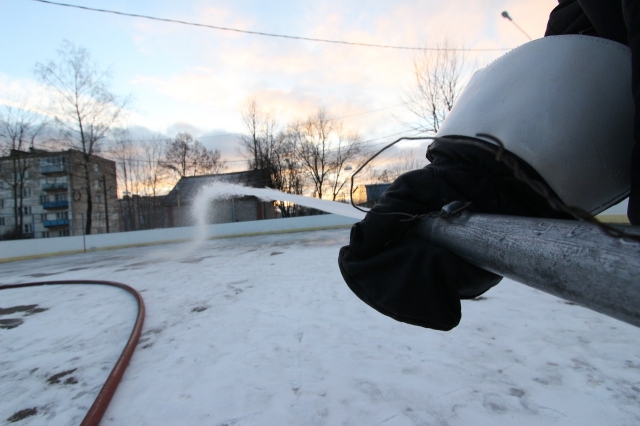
[0,0,558,163]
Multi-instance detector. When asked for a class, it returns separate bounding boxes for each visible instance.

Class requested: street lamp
[501,10,532,41]
[160,163,183,227]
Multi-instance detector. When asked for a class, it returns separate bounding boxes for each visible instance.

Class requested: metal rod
[81,213,86,253]
[501,11,532,41]
[411,213,640,327]
[103,175,109,233]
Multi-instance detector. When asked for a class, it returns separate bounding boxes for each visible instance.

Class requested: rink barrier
[0,214,358,263]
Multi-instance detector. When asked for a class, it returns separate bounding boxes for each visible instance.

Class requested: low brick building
[162,170,277,227]
[351,183,392,208]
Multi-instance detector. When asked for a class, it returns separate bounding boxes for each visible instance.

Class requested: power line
[30,0,512,52]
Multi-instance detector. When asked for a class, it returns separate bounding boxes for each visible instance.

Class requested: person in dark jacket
[545,0,639,223]
[338,0,639,331]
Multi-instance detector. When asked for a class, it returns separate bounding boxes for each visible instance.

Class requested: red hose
[0,280,145,426]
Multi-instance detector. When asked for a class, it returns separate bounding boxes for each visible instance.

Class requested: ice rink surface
[1,228,639,425]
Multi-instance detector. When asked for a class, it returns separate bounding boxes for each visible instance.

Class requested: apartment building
[0,148,118,239]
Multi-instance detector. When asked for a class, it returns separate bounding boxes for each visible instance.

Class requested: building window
[41,213,48,222]
[56,211,69,220]
[22,188,31,197]
[0,217,4,226]
[24,223,32,233]
[55,193,67,202]
[40,195,48,204]
[42,231,50,238]
[61,229,70,237]
[24,170,30,179]
[22,206,32,215]
[96,195,101,204]
[94,179,100,189]
[0,199,4,209]
[93,163,99,173]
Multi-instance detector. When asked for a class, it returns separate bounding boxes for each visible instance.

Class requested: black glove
[338,139,573,331]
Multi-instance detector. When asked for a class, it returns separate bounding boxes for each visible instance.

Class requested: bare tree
[402,41,467,134]
[36,40,128,235]
[265,133,304,216]
[240,99,305,216]
[292,108,365,201]
[111,132,140,229]
[372,149,424,183]
[139,136,168,228]
[240,98,280,174]
[240,98,265,171]
[140,137,168,198]
[165,132,225,177]
[326,130,363,202]
[110,133,170,230]
[0,105,46,239]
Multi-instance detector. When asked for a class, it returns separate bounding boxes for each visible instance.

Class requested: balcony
[40,164,68,175]
[42,182,68,192]
[42,200,69,210]
[43,219,69,228]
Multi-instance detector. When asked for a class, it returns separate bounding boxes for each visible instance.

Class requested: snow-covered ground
[1,228,639,426]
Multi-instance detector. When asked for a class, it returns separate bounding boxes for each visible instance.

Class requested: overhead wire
[29,0,512,52]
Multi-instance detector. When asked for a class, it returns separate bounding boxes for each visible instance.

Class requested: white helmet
[436,35,635,215]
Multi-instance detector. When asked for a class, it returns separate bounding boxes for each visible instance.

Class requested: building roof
[0,147,115,165]
[162,169,269,206]
[351,183,392,206]
[364,183,391,202]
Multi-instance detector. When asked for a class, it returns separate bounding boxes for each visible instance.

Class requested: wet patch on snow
[25,272,60,278]
[66,267,90,272]
[7,407,38,423]
[0,318,25,329]
[47,369,78,385]
[0,304,48,316]
[0,304,49,329]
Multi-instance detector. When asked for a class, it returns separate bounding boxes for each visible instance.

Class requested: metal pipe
[411,213,640,327]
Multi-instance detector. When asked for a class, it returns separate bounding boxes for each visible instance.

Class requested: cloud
[0,74,55,118]
[10,0,560,157]
[165,122,203,136]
